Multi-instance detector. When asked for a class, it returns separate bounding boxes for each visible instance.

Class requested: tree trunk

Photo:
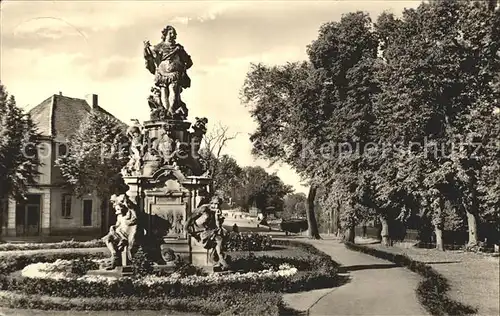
[434,225,444,251]
[306,184,321,239]
[380,216,391,247]
[333,202,342,238]
[466,174,480,249]
[343,225,355,243]
[466,211,479,247]
[433,197,445,251]
[332,203,339,236]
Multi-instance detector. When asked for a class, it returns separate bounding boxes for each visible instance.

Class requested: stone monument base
[191,240,223,273]
[161,238,191,263]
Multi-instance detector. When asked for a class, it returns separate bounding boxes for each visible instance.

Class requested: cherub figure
[185,196,230,271]
[127,125,144,159]
[148,86,169,120]
[121,125,144,176]
[190,117,208,156]
[102,194,138,270]
[174,213,184,235]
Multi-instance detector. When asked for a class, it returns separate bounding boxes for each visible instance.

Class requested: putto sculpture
[185,196,230,271]
[102,194,138,270]
[121,124,145,177]
[144,25,193,119]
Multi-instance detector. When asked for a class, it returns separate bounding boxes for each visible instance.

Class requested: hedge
[0,289,285,315]
[0,233,273,252]
[0,240,105,251]
[226,232,273,251]
[344,242,478,316]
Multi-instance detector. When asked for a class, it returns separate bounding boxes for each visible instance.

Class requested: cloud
[170,16,191,25]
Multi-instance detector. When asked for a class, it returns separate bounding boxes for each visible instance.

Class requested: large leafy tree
[55,111,128,202]
[242,12,379,240]
[282,192,307,219]
[212,154,243,203]
[0,83,40,200]
[243,1,500,246]
[233,166,293,213]
[374,0,500,249]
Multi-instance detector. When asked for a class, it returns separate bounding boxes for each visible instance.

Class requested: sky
[0,0,421,194]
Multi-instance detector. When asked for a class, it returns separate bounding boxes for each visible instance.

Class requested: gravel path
[283,238,429,315]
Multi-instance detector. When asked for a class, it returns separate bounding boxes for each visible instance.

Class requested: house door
[15,195,41,236]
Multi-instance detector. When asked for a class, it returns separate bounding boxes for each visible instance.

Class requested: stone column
[41,191,51,236]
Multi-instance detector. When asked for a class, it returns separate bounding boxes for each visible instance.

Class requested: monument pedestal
[114,116,214,273]
[161,238,191,263]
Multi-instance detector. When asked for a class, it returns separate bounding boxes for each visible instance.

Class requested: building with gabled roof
[0,92,121,240]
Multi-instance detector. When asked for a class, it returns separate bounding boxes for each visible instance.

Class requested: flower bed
[0,240,340,314]
[20,259,298,285]
[4,256,319,298]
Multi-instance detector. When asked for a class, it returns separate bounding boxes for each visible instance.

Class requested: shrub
[280,219,308,233]
[71,258,99,276]
[226,232,273,251]
[131,246,154,277]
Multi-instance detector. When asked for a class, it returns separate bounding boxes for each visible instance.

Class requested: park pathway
[282,238,429,316]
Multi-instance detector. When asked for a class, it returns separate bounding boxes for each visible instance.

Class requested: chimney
[59,91,62,96]
[85,94,98,109]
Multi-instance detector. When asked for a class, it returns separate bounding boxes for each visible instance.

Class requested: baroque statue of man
[185,196,230,271]
[102,194,138,270]
[144,25,193,118]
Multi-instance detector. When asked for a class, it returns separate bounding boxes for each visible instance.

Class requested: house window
[61,195,72,218]
[83,200,92,226]
[58,143,67,156]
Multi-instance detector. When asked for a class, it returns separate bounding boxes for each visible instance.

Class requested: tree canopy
[0,83,40,200]
[242,0,500,246]
[55,111,128,200]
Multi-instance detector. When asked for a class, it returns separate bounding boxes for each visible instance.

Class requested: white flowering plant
[21,259,298,286]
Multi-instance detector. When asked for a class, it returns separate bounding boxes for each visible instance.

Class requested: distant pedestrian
[232,223,239,233]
